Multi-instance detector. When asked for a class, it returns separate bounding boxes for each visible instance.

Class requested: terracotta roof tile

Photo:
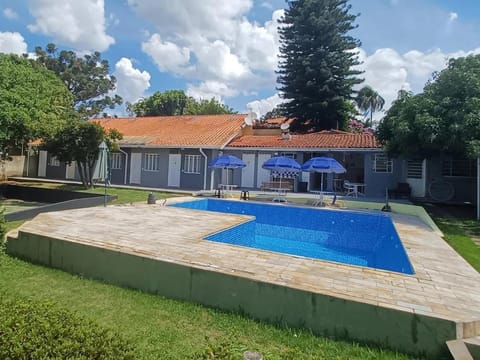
[228,130,380,149]
[93,114,246,148]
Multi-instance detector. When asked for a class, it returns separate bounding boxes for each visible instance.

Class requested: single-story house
[32,114,477,204]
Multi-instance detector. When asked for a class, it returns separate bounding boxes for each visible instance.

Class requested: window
[49,156,60,167]
[280,152,297,159]
[184,155,201,174]
[111,153,122,170]
[442,158,477,177]
[144,153,160,171]
[373,154,392,173]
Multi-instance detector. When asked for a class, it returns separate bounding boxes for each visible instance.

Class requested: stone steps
[447,336,480,359]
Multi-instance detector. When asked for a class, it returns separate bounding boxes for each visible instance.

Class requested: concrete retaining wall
[6,232,455,359]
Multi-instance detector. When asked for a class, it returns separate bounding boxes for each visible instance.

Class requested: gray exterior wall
[426,158,476,204]
[364,153,404,198]
[45,154,67,179]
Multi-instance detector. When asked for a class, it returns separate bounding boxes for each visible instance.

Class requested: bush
[0,298,135,359]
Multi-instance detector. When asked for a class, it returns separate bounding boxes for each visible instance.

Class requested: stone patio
[7,197,480,358]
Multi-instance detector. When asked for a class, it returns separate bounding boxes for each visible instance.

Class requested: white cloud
[113,58,151,104]
[187,81,238,101]
[3,8,18,19]
[0,32,28,55]
[134,2,282,101]
[128,0,253,39]
[142,34,191,74]
[448,12,458,22]
[27,0,114,51]
[355,46,480,121]
[246,93,284,117]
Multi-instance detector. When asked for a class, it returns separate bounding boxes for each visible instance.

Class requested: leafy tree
[43,121,122,188]
[35,43,122,119]
[355,85,385,127]
[127,90,235,116]
[262,107,284,120]
[185,98,235,115]
[277,0,363,132]
[376,54,480,159]
[127,90,188,116]
[0,54,73,154]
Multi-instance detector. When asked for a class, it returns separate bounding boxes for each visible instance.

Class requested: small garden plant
[0,298,135,359]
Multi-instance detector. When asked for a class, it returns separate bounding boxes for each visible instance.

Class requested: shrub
[0,298,135,359]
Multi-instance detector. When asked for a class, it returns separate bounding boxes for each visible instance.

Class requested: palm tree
[355,86,385,128]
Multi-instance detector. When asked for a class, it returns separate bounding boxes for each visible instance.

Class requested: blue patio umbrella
[301,157,346,193]
[262,156,301,188]
[208,154,246,185]
[208,154,246,169]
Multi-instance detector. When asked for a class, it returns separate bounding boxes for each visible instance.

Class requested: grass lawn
[433,217,480,272]
[0,248,420,360]
[1,185,421,360]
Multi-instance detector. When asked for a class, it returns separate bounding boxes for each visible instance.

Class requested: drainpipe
[119,148,128,184]
[199,148,208,190]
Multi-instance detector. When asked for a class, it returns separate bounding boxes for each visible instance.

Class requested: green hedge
[0,298,135,359]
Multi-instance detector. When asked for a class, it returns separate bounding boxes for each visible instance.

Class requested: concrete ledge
[7,230,455,359]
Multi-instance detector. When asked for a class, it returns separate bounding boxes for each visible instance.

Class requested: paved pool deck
[7,197,480,357]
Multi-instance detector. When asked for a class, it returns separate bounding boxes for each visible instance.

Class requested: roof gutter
[223,147,382,152]
[199,148,208,190]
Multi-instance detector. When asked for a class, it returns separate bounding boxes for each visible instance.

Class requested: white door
[65,161,76,179]
[130,152,142,184]
[257,153,271,188]
[406,159,426,197]
[168,153,181,187]
[241,154,255,188]
[38,150,47,177]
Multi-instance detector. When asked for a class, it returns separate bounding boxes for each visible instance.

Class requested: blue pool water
[170,199,414,275]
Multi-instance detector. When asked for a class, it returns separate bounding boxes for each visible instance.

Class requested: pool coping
[6,197,480,358]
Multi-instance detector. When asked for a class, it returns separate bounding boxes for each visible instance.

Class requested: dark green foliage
[277,0,363,132]
[0,298,134,359]
[377,55,480,159]
[127,90,235,116]
[185,98,236,115]
[35,43,122,119]
[42,121,122,188]
[262,106,284,120]
[0,54,73,153]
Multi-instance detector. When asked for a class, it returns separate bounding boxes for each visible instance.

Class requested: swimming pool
[170,199,414,275]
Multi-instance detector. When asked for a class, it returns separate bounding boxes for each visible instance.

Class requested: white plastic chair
[344,180,356,197]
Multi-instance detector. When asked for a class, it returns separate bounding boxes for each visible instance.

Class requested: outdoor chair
[343,180,355,196]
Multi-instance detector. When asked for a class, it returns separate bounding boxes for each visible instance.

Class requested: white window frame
[144,153,160,172]
[49,156,60,167]
[373,154,392,173]
[111,153,122,170]
[442,158,477,177]
[183,155,201,174]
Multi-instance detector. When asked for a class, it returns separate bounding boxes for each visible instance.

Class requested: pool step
[447,336,480,360]
[464,337,480,359]
[446,339,474,360]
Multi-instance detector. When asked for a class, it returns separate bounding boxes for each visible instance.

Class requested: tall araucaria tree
[277,0,363,132]
[35,43,122,119]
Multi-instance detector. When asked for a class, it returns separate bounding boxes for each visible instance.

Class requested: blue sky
[1,0,479,118]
